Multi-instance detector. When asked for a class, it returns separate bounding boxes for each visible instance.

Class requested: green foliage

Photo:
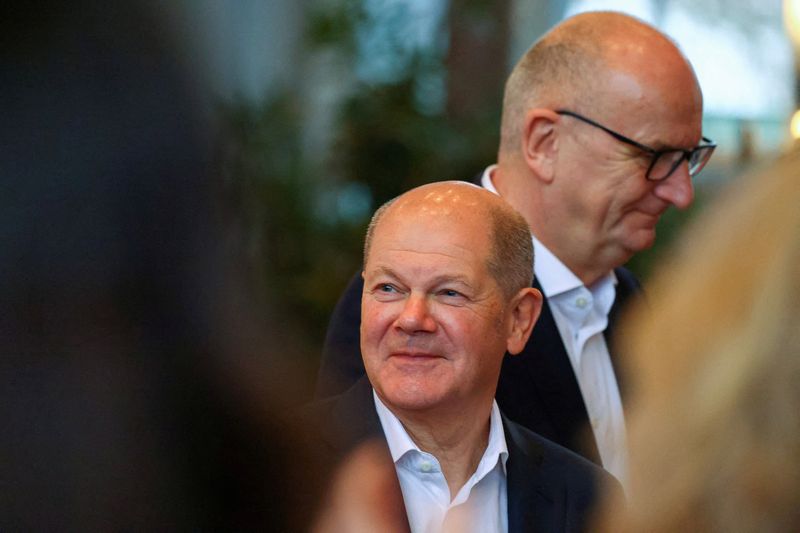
[215,0,510,359]
[218,92,366,349]
[332,76,500,206]
[306,0,363,51]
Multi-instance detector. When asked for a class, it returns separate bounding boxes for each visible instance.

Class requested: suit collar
[322,375,384,455]
[515,278,600,461]
[503,415,561,533]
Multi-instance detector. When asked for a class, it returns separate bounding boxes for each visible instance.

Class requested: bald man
[316,11,716,484]
[306,182,619,533]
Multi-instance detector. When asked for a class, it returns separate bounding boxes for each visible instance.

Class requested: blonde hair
[597,148,800,531]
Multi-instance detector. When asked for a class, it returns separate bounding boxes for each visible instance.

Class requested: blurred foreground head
[1,1,315,529]
[597,147,800,531]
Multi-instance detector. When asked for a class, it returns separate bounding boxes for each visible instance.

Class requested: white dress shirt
[373,391,509,533]
[481,165,628,487]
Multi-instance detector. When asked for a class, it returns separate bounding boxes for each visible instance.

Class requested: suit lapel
[604,267,643,404]
[321,376,385,456]
[503,416,559,533]
[516,279,599,461]
[316,377,412,533]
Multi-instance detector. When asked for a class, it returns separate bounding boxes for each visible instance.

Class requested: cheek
[559,186,608,229]
[609,179,654,222]
[585,175,646,221]
[360,309,388,375]
[554,170,607,217]
[437,308,501,347]
[361,303,396,342]
[428,307,465,334]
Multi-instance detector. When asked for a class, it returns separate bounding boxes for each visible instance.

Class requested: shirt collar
[373,390,509,474]
[533,237,618,300]
[373,391,419,463]
[480,165,499,195]
[483,400,510,475]
[532,237,583,297]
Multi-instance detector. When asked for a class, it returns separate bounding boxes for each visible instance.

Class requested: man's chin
[624,227,657,253]
[377,382,448,413]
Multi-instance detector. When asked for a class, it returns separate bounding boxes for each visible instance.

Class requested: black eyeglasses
[556,110,716,182]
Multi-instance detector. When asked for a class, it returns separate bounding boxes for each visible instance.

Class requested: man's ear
[521,109,560,183]
[506,287,543,355]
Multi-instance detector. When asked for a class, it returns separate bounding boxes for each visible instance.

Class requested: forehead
[368,207,491,271]
[594,66,704,148]
[576,31,698,126]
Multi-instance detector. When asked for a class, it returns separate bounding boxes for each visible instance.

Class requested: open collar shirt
[373,391,509,533]
[481,165,628,487]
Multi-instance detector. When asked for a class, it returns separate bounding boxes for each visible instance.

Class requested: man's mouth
[389,350,442,361]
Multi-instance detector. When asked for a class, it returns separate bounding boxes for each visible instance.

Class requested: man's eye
[441,289,462,298]
[378,284,397,293]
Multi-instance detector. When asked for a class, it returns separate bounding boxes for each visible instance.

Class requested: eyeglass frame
[555,109,716,182]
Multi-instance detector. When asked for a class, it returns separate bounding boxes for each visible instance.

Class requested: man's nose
[395,293,437,334]
[653,161,695,210]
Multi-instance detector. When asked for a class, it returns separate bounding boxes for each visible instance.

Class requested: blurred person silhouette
[316,10,716,484]
[304,181,621,533]
[595,147,800,532]
[0,1,329,530]
[312,440,411,533]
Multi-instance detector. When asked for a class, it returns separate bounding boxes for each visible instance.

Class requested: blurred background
[161,0,798,381]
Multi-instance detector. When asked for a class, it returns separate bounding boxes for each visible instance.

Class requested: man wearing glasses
[317,11,715,487]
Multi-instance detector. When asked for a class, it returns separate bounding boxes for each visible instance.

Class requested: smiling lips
[388,349,445,365]
[390,351,441,359]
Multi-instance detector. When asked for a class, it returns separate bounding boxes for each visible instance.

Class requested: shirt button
[420,461,433,473]
[576,297,588,308]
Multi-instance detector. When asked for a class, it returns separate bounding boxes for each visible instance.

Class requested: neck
[536,233,622,287]
[548,234,629,287]
[492,161,537,233]
[573,259,621,287]
[394,402,493,499]
[494,162,624,287]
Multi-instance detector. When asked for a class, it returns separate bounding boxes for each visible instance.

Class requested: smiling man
[307,182,620,533]
[317,12,716,486]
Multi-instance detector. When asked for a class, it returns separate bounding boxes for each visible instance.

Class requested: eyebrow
[365,265,400,280]
[366,265,474,289]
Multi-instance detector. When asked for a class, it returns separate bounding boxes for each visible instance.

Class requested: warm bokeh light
[785,1,800,140]
[784,0,800,50]
[790,109,800,139]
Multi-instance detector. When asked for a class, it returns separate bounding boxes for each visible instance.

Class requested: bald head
[499,11,702,156]
[364,182,533,299]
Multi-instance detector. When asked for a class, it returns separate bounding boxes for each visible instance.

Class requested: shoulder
[298,393,340,431]
[613,266,642,294]
[613,266,645,313]
[504,416,620,493]
[299,377,384,456]
[503,416,621,532]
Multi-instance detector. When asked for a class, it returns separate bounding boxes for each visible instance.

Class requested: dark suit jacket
[315,268,641,465]
[304,377,621,533]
